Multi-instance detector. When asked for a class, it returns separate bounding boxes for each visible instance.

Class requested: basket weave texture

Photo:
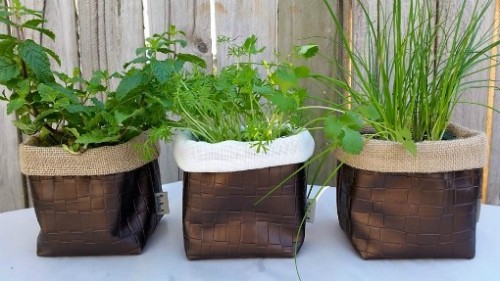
[182,164,306,259]
[335,124,484,259]
[21,134,162,256]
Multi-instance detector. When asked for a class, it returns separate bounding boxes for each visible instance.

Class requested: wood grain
[278,0,340,186]
[443,0,493,131]
[0,20,25,212]
[77,0,144,89]
[214,0,277,70]
[488,20,500,204]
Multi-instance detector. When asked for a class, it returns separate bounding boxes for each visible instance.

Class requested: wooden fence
[0,0,499,212]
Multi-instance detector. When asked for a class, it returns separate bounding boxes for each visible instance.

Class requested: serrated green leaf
[19,40,54,82]
[12,118,38,135]
[324,115,342,139]
[342,128,364,154]
[0,56,20,82]
[177,53,207,68]
[32,109,58,123]
[6,98,25,114]
[151,59,171,84]
[339,112,364,130]
[37,84,58,103]
[116,71,143,98]
[21,19,44,28]
[0,39,18,56]
[15,79,30,98]
[296,44,319,58]
[42,46,61,66]
[123,56,148,68]
[66,104,92,115]
[75,133,119,145]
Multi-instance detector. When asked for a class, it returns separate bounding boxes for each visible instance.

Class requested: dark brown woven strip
[337,164,481,259]
[30,160,163,256]
[183,164,306,259]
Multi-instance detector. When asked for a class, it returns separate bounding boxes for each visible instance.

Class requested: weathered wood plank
[146,0,170,36]
[157,0,213,183]
[0,19,25,212]
[443,0,493,131]
[77,0,144,89]
[488,32,500,204]
[277,0,340,186]
[214,0,277,69]
[170,0,213,67]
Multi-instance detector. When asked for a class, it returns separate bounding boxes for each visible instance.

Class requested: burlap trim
[335,123,487,173]
[19,133,159,176]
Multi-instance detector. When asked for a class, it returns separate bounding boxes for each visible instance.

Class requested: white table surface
[1,181,499,281]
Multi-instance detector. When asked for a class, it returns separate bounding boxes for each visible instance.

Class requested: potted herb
[0,2,181,256]
[318,0,499,259]
[165,35,315,259]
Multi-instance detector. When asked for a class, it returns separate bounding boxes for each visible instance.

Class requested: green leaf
[12,118,38,135]
[37,84,58,103]
[357,104,381,121]
[342,128,364,155]
[114,111,129,125]
[76,133,120,145]
[42,46,61,66]
[116,71,143,98]
[6,98,25,114]
[19,39,54,82]
[324,115,342,139]
[252,85,275,95]
[269,92,297,112]
[177,53,207,68]
[0,56,20,82]
[296,44,319,58]
[66,104,92,115]
[32,109,58,123]
[151,59,171,84]
[339,112,364,130]
[0,39,18,56]
[271,67,298,92]
[294,66,310,78]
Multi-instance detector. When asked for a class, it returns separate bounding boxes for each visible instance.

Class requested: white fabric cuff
[173,130,315,172]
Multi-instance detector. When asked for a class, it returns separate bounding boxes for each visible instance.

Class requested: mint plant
[0,2,190,154]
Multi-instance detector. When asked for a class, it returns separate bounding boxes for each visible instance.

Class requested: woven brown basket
[337,166,481,259]
[182,164,306,259]
[336,124,485,259]
[21,134,163,256]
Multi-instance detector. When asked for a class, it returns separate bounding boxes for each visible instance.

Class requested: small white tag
[306,198,316,223]
[155,192,170,215]
[306,186,329,223]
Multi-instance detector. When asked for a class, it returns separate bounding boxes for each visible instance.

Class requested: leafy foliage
[319,0,500,155]
[0,2,187,153]
[166,35,312,151]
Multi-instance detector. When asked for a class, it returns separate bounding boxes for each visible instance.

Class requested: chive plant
[319,0,500,154]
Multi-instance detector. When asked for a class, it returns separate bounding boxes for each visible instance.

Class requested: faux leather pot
[335,124,486,259]
[337,165,481,259]
[182,164,306,259]
[20,134,163,256]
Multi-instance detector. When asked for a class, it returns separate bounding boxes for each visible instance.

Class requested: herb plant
[0,2,190,154]
[319,0,500,154]
[167,35,312,151]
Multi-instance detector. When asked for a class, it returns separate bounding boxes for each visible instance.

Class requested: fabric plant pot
[335,123,486,259]
[19,134,163,256]
[173,130,315,259]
